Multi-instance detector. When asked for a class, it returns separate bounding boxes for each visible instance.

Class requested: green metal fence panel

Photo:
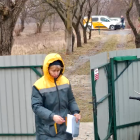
[90,52,108,70]
[96,68,110,140]
[90,49,140,140]
[109,49,140,140]
[0,54,46,140]
[90,52,111,140]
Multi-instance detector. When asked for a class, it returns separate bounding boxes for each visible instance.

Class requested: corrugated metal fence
[90,52,109,140]
[0,54,46,140]
[110,49,140,140]
[90,49,140,140]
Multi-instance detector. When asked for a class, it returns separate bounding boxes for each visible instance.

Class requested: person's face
[49,65,61,78]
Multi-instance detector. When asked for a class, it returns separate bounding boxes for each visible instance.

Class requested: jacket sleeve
[68,84,80,114]
[31,86,55,121]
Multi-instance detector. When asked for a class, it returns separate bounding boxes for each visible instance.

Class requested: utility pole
[66,0,72,55]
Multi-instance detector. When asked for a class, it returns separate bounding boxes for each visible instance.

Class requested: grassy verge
[74,35,119,75]
[76,98,93,122]
[12,31,104,69]
[126,34,135,49]
[61,32,105,68]
[100,35,118,54]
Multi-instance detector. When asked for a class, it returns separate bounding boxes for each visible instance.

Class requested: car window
[113,19,118,21]
[92,18,98,22]
[101,17,110,22]
[111,18,121,22]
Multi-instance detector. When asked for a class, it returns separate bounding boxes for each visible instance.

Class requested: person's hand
[74,114,81,123]
[53,115,65,124]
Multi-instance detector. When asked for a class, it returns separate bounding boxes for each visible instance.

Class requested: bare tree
[72,0,86,47]
[48,13,57,31]
[126,0,140,48]
[20,5,28,32]
[41,0,98,53]
[65,0,73,54]
[43,0,79,54]
[28,0,56,33]
[80,0,98,43]
[101,0,124,17]
[96,0,109,15]
[0,0,28,55]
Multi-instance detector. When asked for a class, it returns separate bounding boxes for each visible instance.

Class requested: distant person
[31,53,81,140]
[121,15,125,29]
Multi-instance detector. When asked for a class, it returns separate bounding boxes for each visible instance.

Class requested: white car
[110,17,125,28]
[83,15,121,30]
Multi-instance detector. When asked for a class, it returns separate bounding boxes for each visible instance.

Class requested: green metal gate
[90,51,140,140]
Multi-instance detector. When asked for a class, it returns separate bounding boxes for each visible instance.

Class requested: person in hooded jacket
[121,15,125,29]
[31,53,81,140]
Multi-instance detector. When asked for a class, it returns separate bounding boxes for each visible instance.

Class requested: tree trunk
[83,28,87,44]
[126,0,140,49]
[52,14,56,31]
[89,29,91,40]
[0,18,15,55]
[75,27,82,47]
[73,24,82,47]
[96,1,99,15]
[20,17,25,32]
[66,29,72,55]
[0,0,27,56]
[135,35,140,48]
[66,0,72,55]
[65,29,67,41]
[72,31,75,52]
[20,6,26,32]
[39,23,43,33]
[49,16,52,31]
[36,22,43,33]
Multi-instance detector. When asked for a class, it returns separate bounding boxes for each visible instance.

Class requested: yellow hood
[43,53,65,80]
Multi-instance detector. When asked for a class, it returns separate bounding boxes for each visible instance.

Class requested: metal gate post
[91,69,99,140]
[110,58,117,140]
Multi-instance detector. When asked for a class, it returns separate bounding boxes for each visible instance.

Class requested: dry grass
[73,86,93,122]
[63,33,103,67]
[100,35,118,54]
[74,35,119,75]
[126,34,136,49]
[73,61,90,75]
[12,30,66,55]
[12,24,104,69]
[76,98,93,122]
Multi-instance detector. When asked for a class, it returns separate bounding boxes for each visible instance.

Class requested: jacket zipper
[54,79,60,114]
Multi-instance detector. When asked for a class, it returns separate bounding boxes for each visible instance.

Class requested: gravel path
[74,122,94,140]
[65,35,110,78]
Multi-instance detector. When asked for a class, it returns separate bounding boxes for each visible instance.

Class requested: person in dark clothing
[31,53,81,140]
[121,15,125,29]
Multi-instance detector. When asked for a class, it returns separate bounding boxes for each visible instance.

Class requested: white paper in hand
[72,117,80,137]
[66,114,74,134]
[66,114,80,137]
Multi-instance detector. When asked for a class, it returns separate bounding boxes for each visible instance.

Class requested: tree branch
[134,0,140,17]
[126,0,137,36]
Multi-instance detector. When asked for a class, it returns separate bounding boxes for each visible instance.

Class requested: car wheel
[110,25,115,30]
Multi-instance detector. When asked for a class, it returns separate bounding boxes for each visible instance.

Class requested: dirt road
[74,122,94,140]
